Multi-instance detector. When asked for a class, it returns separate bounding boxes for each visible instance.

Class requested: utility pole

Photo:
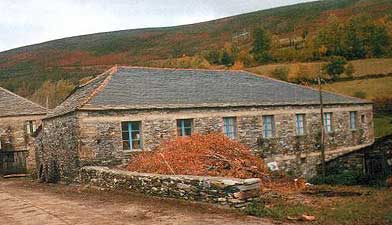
[318,46,327,178]
[318,76,326,178]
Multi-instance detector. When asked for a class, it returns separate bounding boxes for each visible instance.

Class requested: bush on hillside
[127,133,269,180]
[324,56,347,81]
[272,66,289,81]
[353,91,367,99]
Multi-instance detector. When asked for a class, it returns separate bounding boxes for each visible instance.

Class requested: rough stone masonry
[79,166,261,208]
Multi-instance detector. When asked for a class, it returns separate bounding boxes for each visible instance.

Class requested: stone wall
[76,104,374,178]
[325,151,365,175]
[325,134,392,177]
[79,166,261,208]
[36,113,81,182]
[0,115,45,171]
[37,103,374,181]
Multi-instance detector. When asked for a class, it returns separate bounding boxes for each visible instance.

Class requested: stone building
[36,66,374,181]
[0,87,47,173]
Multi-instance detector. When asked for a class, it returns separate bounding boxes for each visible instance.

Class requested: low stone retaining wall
[79,166,261,208]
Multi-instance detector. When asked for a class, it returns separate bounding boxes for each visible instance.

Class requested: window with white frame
[177,119,193,137]
[223,117,237,139]
[121,121,142,150]
[350,111,357,130]
[263,115,275,138]
[296,114,305,135]
[324,112,333,133]
[25,120,36,135]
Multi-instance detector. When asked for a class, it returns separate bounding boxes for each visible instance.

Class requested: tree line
[205,15,391,67]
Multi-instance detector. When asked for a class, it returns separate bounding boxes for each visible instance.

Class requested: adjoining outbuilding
[36,66,374,181]
[0,87,47,174]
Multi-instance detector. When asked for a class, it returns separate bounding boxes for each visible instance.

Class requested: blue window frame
[223,117,237,139]
[263,115,275,138]
[350,111,357,130]
[296,114,305,135]
[177,119,193,137]
[121,121,142,150]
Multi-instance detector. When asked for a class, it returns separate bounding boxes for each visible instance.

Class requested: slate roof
[0,87,47,117]
[47,66,369,118]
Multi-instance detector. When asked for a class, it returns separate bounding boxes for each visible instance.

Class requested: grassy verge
[322,76,392,100]
[246,186,392,225]
[374,114,392,138]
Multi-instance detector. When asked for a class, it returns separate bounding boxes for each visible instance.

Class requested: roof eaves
[80,101,372,111]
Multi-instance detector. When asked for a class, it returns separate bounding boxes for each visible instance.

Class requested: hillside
[0,0,391,105]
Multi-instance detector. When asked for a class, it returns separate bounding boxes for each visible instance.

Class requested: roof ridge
[0,86,48,111]
[78,65,118,109]
[117,65,236,72]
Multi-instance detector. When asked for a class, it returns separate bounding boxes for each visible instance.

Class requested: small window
[324,112,333,133]
[121,121,142,150]
[296,114,306,135]
[223,117,237,139]
[25,120,36,135]
[361,114,366,123]
[263,115,275,138]
[350,111,357,130]
[177,119,193,137]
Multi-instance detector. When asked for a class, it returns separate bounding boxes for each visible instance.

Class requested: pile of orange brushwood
[127,133,269,181]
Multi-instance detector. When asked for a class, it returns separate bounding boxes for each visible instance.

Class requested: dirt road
[0,178,275,225]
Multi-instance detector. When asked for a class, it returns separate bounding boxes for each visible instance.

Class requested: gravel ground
[0,178,276,225]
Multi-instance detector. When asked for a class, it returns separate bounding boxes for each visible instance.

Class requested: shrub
[309,171,364,186]
[324,56,347,81]
[271,66,289,81]
[127,133,268,179]
[353,91,367,99]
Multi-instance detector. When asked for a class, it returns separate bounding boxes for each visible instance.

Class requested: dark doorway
[0,150,28,175]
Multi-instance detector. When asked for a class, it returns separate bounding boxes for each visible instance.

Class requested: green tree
[205,50,221,65]
[324,56,347,81]
[221,49,234,66]
[251,27,272,63]
[314,15,345,57]
[368,24,390,57]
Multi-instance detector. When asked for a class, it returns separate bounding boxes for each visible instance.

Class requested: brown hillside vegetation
[127,133,269,181]
[248,58,392,81]
[1,0,391,104]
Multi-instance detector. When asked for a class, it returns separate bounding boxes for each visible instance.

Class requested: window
[350,111,357,130]
[296,114,305,135]
[324,112,333,133]
[223,117,237,139]
[263,115,275,138]
[121,121,142,150]
[177,119,193,137]
[25,120,36,135]
[361,114,366,123]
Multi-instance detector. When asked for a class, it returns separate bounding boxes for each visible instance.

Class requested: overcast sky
[0,0,315,52]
